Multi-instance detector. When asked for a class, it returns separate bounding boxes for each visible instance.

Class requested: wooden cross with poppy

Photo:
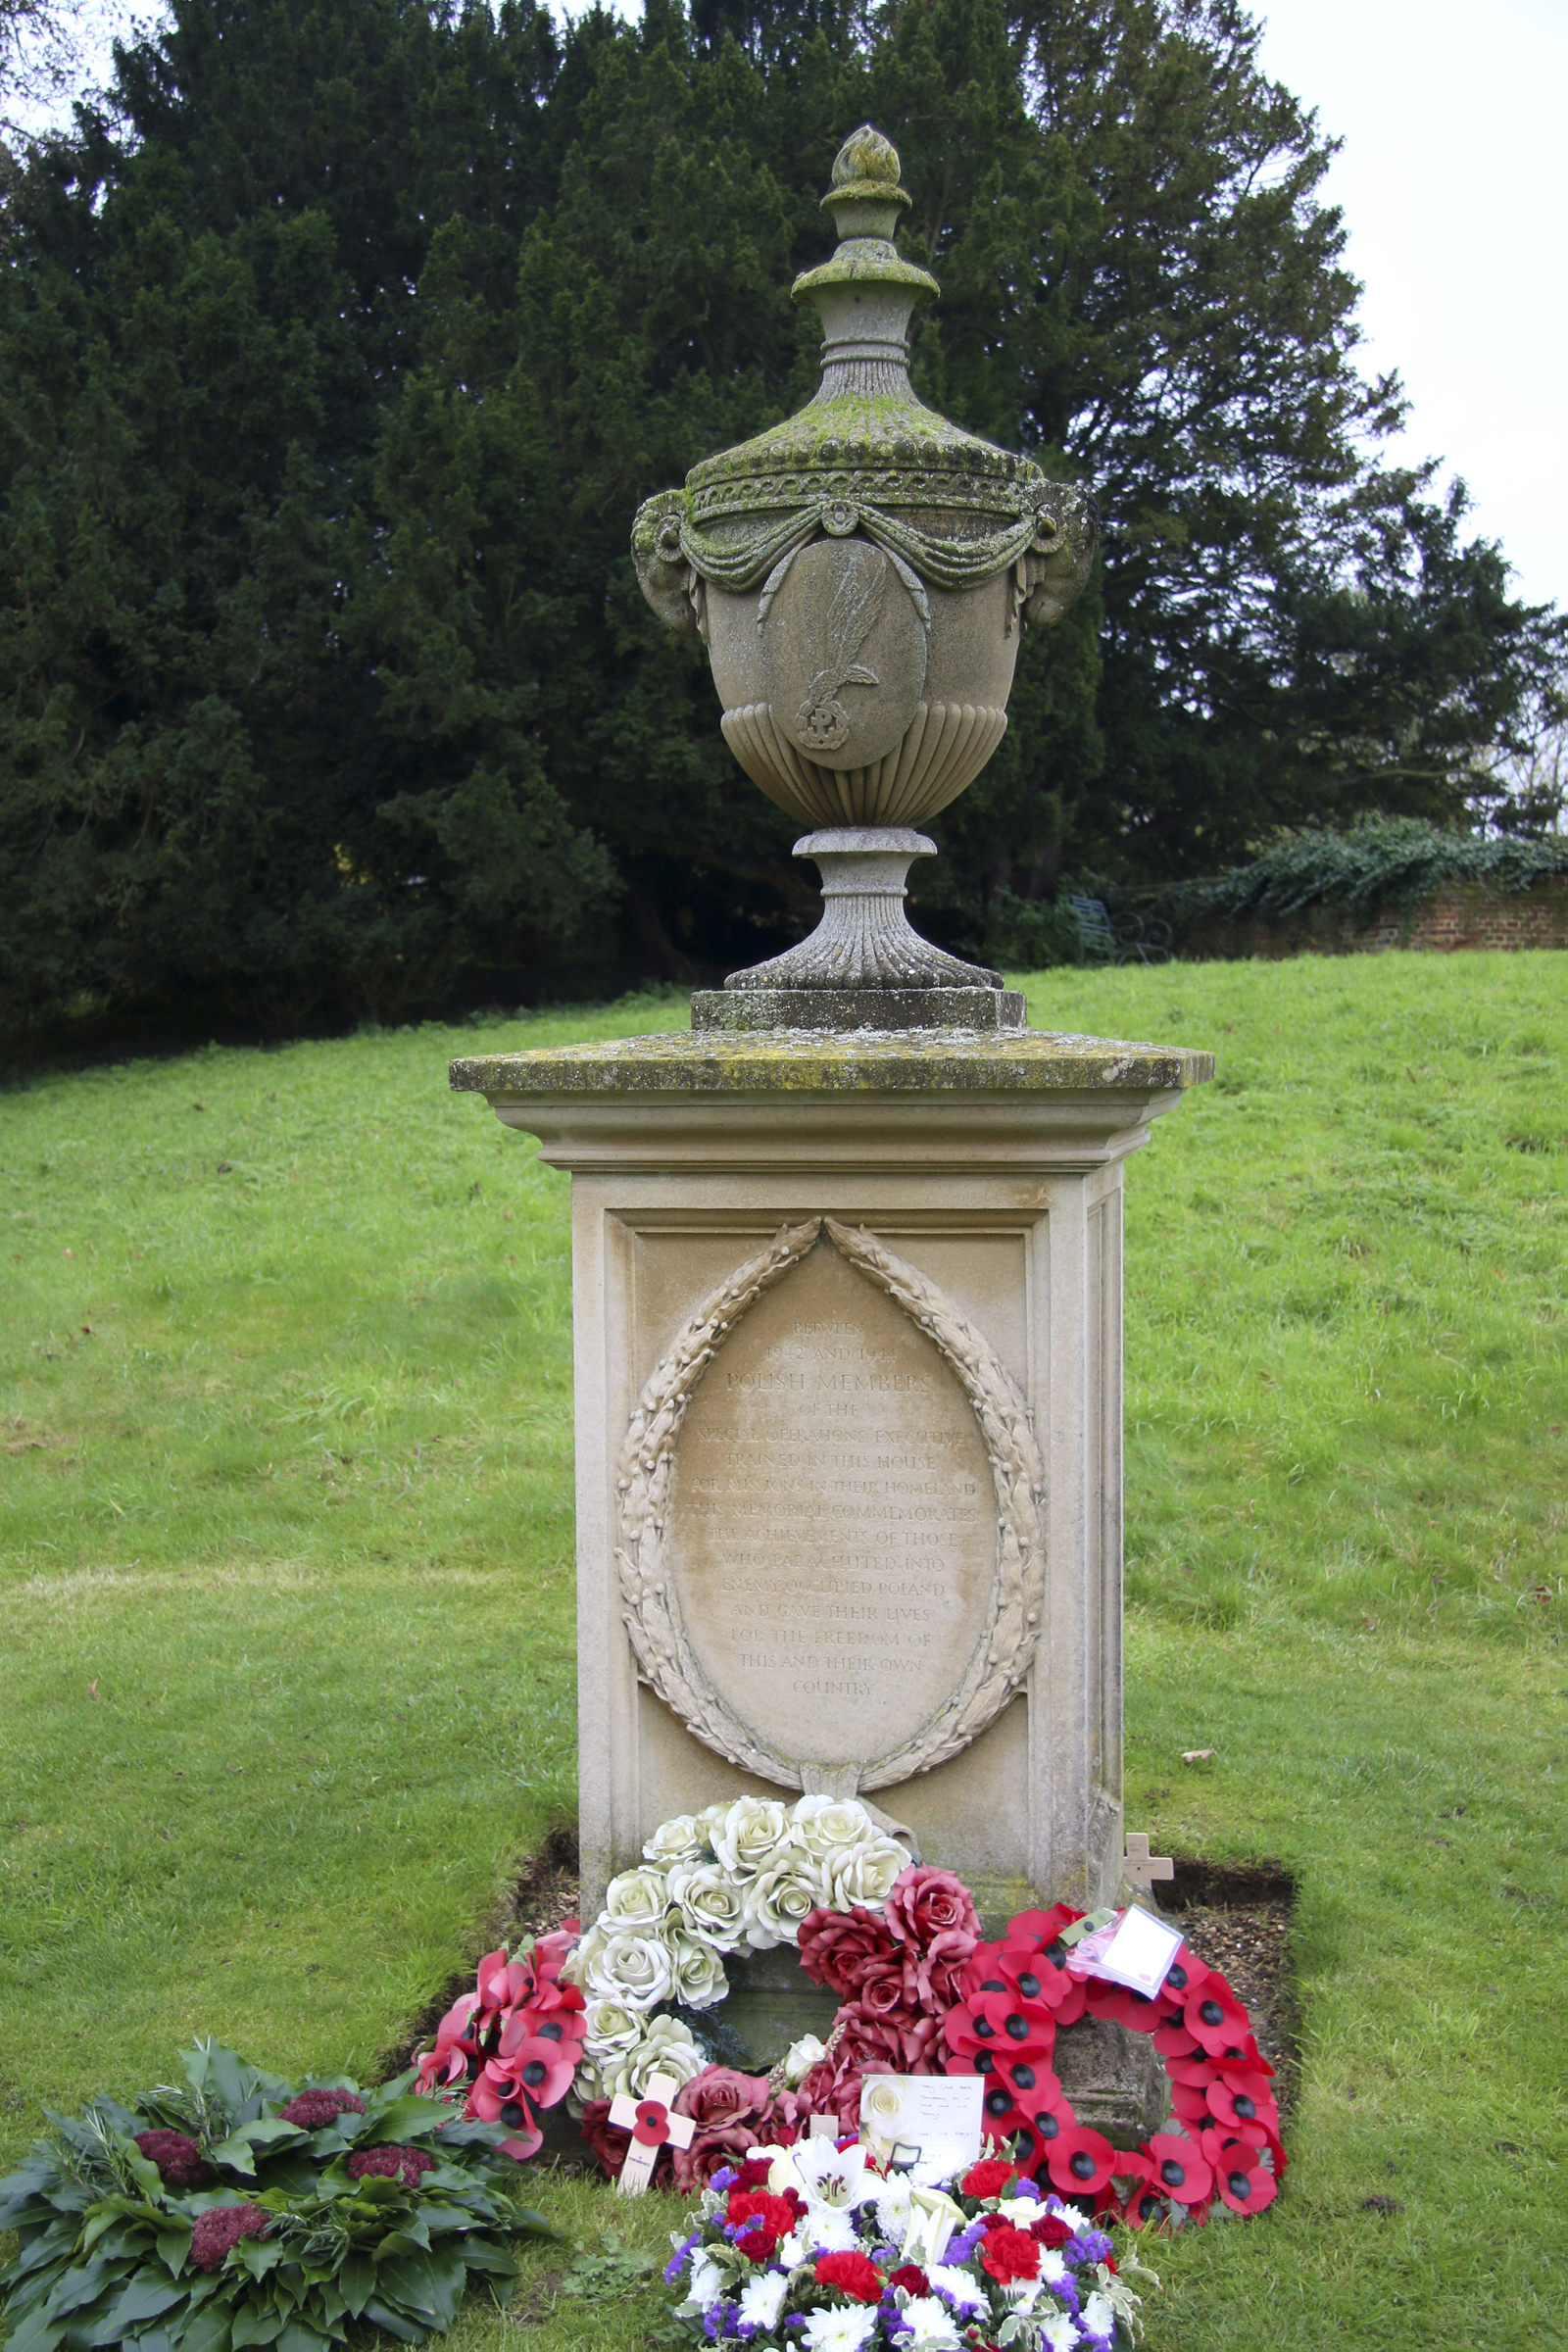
[607,2073,696,2196]
[1122,1832,1174,1895]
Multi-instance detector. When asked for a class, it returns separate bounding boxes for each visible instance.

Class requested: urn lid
[683,125,1050,534]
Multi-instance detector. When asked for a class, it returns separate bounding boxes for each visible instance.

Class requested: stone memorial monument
[451,126,1211,2124]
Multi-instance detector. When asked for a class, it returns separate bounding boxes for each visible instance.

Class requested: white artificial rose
[666,1925,729,2010]
[611,2015,705,2099]
[666,1860,750,1952]
[825,1834,908,1912]
[695,1802,733,1845]
[790,1794,879,1862]
[601,1865,671,1932]
[783,2033,827,2087]
[583,1926,675,2010]
[709,1795,793,1880]
[565,2050,605,2116]
[581,1997,643,2065]
[744,1856,826,1948]
[644,1815,706,1867]
[559,1925,604,1992]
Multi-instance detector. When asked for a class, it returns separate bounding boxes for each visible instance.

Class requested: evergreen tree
[1,0,1560,1040]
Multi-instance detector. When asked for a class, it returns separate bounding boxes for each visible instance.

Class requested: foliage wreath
[418,1796,1285,2228]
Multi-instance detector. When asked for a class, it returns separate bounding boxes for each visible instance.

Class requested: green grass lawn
[2,953,1564,2351]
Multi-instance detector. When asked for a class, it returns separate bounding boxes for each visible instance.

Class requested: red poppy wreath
[416,1797,1284,2228]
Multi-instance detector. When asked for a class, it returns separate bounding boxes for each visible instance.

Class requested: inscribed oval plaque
[760,539,927,771]
[662,1241,994,1765]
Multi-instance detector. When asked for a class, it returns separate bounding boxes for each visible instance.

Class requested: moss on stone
[449,1027,1214,1099]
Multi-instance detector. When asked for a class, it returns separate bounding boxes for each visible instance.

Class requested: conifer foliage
[0,0,1561,1038]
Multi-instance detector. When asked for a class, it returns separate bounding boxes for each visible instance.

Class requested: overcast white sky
[13,0,1565,614]
[1252,0,1567,613]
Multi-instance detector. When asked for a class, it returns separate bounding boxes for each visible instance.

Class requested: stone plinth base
[452,1026,1211,1933]
[692,987,1027,1033]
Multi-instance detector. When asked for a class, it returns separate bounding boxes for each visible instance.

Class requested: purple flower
[1071,2230,1113,2265]
[710,2166,739,2192]
[1009,2176,1042,2202]
[278,2087,367,2130]
[664,2230,702,2284]
[946,2226,983,2263]
[704,2300,740,2342]
[189,2205,271,2273]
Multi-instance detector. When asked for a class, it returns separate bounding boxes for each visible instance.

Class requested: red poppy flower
[1213,2152,1278,2214]
[994,2052,1060,2109]
[969,1990,1057,2054]
[1165,2053,1217,2088]
[889,2265,930,2297]
[959,2158,1017,2199]
[1044,1976,1088,2027]
[1152,2020,1200,2058]
[1143,2132,1213,2208]
[1184,1982,1252,2056]
[978,2224,1041,2285]
[1044,2124,1118,2201]
[492,2034,576,2111]
[1006,1905,1085,1947]
[977,2082,1033,2143]
[1168,2082,1213,2128]
[1216,2059,1276,2099]
[1159,1949,1211,2004]
[992,1938,1078,2013]
[1088,1982,1166,2034]
[1203,2083,1276,2138]
[1123,2181,1171,2229]
[813,2252,885,2303]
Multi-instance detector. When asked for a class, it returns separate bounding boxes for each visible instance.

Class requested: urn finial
[630,121,1101,1031]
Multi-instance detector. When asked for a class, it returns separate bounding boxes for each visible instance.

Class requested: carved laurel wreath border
[613,1217,1047,1795]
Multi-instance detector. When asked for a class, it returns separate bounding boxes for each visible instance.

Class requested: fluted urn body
[632,125,1098,1015]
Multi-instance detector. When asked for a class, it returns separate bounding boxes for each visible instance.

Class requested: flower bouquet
[662,2141,1153,2351]
[0,2039,556,2352]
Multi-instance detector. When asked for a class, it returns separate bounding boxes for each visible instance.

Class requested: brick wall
[1181,879,1568,961]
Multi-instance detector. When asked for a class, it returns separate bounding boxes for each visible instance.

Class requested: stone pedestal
[451,1026,1210,1938]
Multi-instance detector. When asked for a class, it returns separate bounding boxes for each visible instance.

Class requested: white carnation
[683,2256,726,2315]
[644,1814,706,1867]
[898,2298,963,2350]
[738,2271,790,2331]
[826,1834,908,1912]
[601,1865,671,1932]
[582,1925,674,2010]
[1081,2290,1115,2338]
[925,2267,987,2318]
[666,1925,729,2009]
[1039,2316,1080,2352]
[666,1860,750,1951]
[802,2309,878,2352]
[709,1794,793,1879]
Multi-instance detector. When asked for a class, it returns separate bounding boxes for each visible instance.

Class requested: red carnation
[133,2130,209,2188]
[346,2144,434,2188]
[978,2224,1040,2285]
[733,2157,775,2191]
[189,2204,271,2273]
[278,2088,368,2130]
[797,1907,902,1999]
[889,2265,930,2297]
[728,2189,801,2245]
[959,2158,1016,2199]
[813,2251,885,2304]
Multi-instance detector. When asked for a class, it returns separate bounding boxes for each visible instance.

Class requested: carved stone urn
[632,123,1098,1030]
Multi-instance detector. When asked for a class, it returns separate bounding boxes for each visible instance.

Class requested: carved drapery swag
[614,1219,1047,1795]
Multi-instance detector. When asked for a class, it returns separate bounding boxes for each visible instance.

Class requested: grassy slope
[1,956,1564,2351]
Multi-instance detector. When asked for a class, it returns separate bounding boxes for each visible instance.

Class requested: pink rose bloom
[835,2002,942,2077]
[884,1868,981,1955]
[795,2058,866,2135]
[797,1907,901,1998]
[672,2066,773,2132]
[670,2120,764,2194]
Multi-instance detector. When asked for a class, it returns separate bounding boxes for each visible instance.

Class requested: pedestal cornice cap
[450,1028,1214,1099]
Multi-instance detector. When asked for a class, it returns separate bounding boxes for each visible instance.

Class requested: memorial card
[858,2074,984,2174]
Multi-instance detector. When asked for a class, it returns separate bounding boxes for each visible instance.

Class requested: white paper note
[858,2075,984,2175]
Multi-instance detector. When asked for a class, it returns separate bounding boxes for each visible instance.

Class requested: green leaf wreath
[0,2040,557,2352]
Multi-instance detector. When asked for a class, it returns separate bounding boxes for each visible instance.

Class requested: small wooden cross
[1122,1832,1174,1895]
[607,2073,696,2196]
